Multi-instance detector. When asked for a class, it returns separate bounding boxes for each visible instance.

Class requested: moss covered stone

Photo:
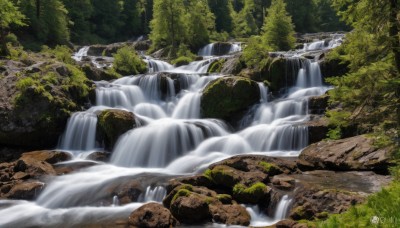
[200,76,260,121]
[207,59,226,73]
[97,109,136,149]
[259,161,282,175]
[232,182,271,204]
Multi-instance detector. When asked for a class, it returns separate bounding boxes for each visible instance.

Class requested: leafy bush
[172,56,192,67]
[241,36,271,71]
[113,46,147,75]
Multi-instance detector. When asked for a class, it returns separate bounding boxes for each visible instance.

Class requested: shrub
[113,46,147,75]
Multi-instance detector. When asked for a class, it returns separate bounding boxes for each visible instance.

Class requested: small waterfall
[198,43,215,56]
[171,92,201,119]
[112,195,120,207]
[141,186,167,202]
[96,84,146,109]
[177,57,220,73]
[274,195,292,220]
[72,46,89,61]
[145,58,174,73]
[229,42,242,53]
[59,111,98,151]
[111,119,228,168]
[295,60,323,88]
[258,82,269,102]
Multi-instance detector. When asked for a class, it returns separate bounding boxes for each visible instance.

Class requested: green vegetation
[171,189,192,204]
[261,0,295,51]
[259,161,281,175]
[232,182,269,204]
[112,46,147,76]
[207,59,226,73]
[0,0,25,55]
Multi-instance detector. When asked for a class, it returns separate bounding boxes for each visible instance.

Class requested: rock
[81,64,120,81]
[299,116,329,144]
[272,175,296,191]
[209,204,250,226]
[86,151,110,162]
[273,219,299,228]
[14,157,56,177]
[128,203,179,228]
[87,42,134,57]
[5,181,44,200]
[21,150,71,164]
[207,59,226,73]
[0,60,94,149]
[232,182,271,205]
[208,42,235,56]
[97,109,136,150]
[166,175,215,193]
[53,161,98,175]
[319,56,349,78]
[221,56,243,75]
[206,165,268,188]
[201,76,260,122]
[299,135,394,173]
[308,94,329,115]
[170,192,211,224]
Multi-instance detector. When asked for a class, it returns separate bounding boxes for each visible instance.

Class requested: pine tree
[207,0,235,34]
[62,0,93,44]
[233,0,259,37]
[149,0,187,56]
[261,0,295,51]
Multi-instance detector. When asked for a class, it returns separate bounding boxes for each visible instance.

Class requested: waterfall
[111,119,228,168]
[59,111,98,151]
[274,195,292,220]
[0,35,339,227]
[198,43,215,56]
[72,46,89,61]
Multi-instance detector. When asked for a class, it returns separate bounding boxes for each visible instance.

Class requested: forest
[0,0,399,227]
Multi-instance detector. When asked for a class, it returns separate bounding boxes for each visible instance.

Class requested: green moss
[172,56,193,67]
[207,59,225,73]
[205,166,241,188]
[217,194,232,204]
[232,182,269,204]
[201,76,260,120]
[203,169,213,181]
[259,161,281,175]
[171,189,192,204]
[113,46,147,75]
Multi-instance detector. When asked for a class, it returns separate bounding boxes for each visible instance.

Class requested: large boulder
[221,56,243,75]
[128,203,179,228]
[298,135,394,173]
[97,109,136,149]
[170,192,211,224]
[201,76,260,122]
[319,57,349,78]
[4,181,45,200]
[209,204,251,226]
[21,150,71,164]
[0,59,94,150]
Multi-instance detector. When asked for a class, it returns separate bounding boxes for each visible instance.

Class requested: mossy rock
[97,109,136,149]
[259,161,282,176]
[232,182,271,205]
[205,165,243,189]
[261,57,291,94]
[207,59,226,73]
[200,76,260,121]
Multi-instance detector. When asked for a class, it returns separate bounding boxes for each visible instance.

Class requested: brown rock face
[129,202,179,228]
[298,135,393,173]
[170,193,211,224]
[21,151,71,164]
[209,204,251,226]
[5,181,44,200]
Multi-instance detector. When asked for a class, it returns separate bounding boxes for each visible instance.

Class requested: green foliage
[207,59,226,73]
[285,0,318,33]
[259,161,280,174]
[172,56,192,67]
[112,46,147,75]
[325,110,351,139]
[241,36,271,70]
[233,0,258,38]
[61,0,94,44]
[207,0,235,34]
[261,0,295,51]
[318,180,400,228]
[0,0,26,29]
[41,45,74,64]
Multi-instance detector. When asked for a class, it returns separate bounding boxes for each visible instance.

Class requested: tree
[208,0,235,34]
[91,0,123,42]
[326,0,400,140]
[233,0,259,37]
[0,0,26,55]
[149,0,187,56]
[62,0,93,44]
[184,0,215,50]
[285,0,317,33]
[261,0,295,51]
[120,0,143,39]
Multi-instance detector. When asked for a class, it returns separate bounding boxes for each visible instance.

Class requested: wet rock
[170,192,211,224]
[319,56,349,78]
[87,42,134,57]
[299,135,394,173]
[97,109,136,150]
[209,42,235,56]
[166,175,215,193]
[5,181,44,200]
[221,56,243,75]
[86,151,111,162]
[201,76,260,123]
[207,165,268,188]
[272,175,296,191]
[232,182,271,205]
[308,94,329,115]
[105,179,143,205]
[53,161,98,175]
[21,150,72,164]
[81,64,120,81]
[13,157,56,177]
[128,202,179,228]
[299,116,329,144]
[209,204,250,226]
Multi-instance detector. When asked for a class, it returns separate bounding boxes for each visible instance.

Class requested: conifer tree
[233,0,259,37]
[261,0,295,51]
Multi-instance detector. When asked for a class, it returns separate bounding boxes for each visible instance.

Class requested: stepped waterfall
[0,38,340,227]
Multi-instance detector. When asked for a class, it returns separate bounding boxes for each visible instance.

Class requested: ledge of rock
[129,202,179,228]
[201,76,260,123]
[298,135,394,173]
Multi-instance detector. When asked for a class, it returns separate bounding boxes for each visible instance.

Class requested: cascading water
[0,36,339,227]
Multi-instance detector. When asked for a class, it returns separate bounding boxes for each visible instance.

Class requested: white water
[0,37,339,227]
